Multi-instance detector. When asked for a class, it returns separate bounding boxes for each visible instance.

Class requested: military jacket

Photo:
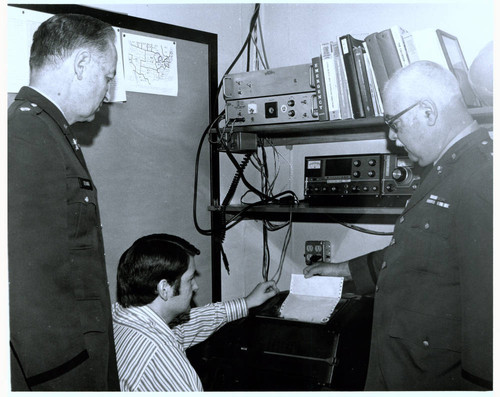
[350,128,493,390]
[8,87,119,389]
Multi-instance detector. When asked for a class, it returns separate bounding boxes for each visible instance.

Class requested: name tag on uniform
[79,178,93,190]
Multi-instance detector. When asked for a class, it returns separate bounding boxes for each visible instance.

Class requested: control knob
[392,167,411,182]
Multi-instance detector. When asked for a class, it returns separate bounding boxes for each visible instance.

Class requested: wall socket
[305,240,331,265]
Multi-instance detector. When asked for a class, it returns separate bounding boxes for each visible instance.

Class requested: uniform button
[63,124,68,129]
[437,165,443,175]
[31,103,38,107]
[399,216,405,223]
[375,286,380,292]
[84,196,89,202]
[381,261,387,269]
[482,140,488,145]
[423,340,430,347]
[451,153,457,160]
[424,222,430,229]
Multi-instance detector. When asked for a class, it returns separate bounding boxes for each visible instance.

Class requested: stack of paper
[279,274,344,324]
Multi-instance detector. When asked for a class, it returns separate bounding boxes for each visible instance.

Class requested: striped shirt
[112,299,247,391]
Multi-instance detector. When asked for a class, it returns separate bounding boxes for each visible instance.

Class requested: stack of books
[312,25,480,121]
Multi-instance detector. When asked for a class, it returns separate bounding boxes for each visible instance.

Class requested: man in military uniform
[304,61,492,391]
[8,14,120,390]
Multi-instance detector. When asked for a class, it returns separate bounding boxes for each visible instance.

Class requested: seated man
[112,233,278,391]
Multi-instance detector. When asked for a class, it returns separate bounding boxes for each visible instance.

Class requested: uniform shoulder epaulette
[13,100,42,115]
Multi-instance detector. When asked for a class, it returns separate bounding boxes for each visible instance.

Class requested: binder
[353,45,375,117]
[338,34,365,118]
[376,29,402,78]
[363,42,384,116]
[364,32,389,91]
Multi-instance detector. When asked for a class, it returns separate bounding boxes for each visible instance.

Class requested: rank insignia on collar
[72,138,80,151]
[426,194,450,208]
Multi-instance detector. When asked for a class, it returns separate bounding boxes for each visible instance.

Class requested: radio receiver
[223,63,314,100]
[304,153,421,206]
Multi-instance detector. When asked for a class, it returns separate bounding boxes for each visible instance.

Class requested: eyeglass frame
[383,101,421,133]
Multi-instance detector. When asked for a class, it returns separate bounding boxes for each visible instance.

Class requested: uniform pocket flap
[389,307,460,352]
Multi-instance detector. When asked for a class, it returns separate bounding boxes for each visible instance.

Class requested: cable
[217,3,261,97]
[269,212,293,284]
[323,213,394,235]
[256,13,269,69]
[193,111,226,236]
[337,221,394,236]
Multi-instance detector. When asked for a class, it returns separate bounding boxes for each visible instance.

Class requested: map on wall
[122,32,178,96]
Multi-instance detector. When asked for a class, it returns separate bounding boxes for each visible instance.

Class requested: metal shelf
[210,203,403,224]
[225,106,493,146]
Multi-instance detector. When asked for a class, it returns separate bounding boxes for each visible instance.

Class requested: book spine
[402,30,419,63]
[353,45,375,117]
[332,41,353,119]
[320,42,341,120]
[364,32,389,91]
[339,35,365,118]
[311,56,329,121]
[363,44,384,116]
[390,25,410,67]
[376,29,402,78]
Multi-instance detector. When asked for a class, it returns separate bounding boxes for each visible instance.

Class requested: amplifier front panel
[226,93,319,126]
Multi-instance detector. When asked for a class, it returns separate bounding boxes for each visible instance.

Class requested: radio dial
[353,171,360,178]
[392,167,409,182]
[368,170,376,177]
[353,160,361,167]
[368,159,377,166]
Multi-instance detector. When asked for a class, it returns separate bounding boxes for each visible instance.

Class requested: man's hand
[244,280,279,309]
[303,261,352,280]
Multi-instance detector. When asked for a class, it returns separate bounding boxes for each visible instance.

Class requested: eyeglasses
[383,101,421,133]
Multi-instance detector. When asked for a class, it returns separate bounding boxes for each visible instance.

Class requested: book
[363,42,384,116]
[376,28,402,78]
[338,34,365,118]
[353,45,375,117]
[364,32,389,92]
[332,41,354,119]
[320,42,341,120]
[402,31,419,64]
[311,56,329,121]
[390,25,411,67]
[279,274,344,323]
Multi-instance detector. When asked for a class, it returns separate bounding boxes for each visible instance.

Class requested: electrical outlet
[305,240,331,265]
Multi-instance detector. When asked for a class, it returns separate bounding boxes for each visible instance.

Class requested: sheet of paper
[280,273,343,323]
[122,32,178,96]
[7,7,52,93]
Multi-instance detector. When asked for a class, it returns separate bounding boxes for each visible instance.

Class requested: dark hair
[116,234,200,308]
[29,13,115,71]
